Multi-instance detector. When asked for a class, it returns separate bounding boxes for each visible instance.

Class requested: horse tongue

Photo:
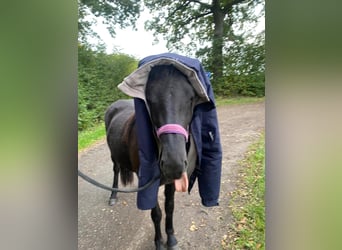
[174,172,188,192]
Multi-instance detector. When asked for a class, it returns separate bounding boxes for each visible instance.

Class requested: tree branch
[223,0,250,12]
[168,1,212,24]
[186,10,212,23]
[188,0,212,8]
[169,1,191,17]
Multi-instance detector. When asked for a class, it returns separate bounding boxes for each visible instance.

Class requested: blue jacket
[130,53,222,210]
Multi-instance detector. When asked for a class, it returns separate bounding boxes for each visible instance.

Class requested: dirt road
[78,101,265,250]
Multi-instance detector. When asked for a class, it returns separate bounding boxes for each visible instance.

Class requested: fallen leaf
[239,217,247,224]
[189,222,198,231]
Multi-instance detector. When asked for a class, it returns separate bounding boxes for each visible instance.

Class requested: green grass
[78,123,106,151]
[215,96,264,106]
[222,133,265,250]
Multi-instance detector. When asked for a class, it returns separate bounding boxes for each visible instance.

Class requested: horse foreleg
[109,161,119,206]
[151,202,163,249]
[165,184,178,249]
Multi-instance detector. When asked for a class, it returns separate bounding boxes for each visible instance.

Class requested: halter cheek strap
[156,124,189,142]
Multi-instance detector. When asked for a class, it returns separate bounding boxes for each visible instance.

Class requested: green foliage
[212,32,265,97]
[144,0,238,83]
[143,0,261,54]
[218,73,265,97]
[78,0,141,43]
[78,44,138,131]
[144,0,213,53]
[143,0,265,97]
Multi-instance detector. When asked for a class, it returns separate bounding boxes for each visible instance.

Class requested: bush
[214,74,265,97]
[213,34,265,97]
[78,44,138,131]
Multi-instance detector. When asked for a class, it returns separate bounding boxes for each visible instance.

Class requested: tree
[78,0,141,44]
[144,0,263,86]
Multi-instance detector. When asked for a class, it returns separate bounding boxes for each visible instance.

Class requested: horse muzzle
[157,123,189,192]
[160,154,188,180]
[158,133,189,192]
[160,161,189,193]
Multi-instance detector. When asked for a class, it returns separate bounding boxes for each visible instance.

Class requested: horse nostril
[184,160,188,167]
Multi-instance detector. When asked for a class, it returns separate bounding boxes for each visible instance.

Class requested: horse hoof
[154,240,165,250]
[167,244,179,250]
[167,235,178,249]
[108,198,117,206]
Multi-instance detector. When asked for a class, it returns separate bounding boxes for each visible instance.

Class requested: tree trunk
[211,1,224,86]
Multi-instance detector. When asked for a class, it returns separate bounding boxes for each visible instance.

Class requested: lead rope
[78,169,160,193]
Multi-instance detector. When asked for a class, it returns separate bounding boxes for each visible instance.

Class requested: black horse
[105,65,198,249]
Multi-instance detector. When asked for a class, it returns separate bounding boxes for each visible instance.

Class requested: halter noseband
[156,124,189,142]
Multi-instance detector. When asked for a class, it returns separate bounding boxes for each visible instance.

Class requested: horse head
[145,65,197,191]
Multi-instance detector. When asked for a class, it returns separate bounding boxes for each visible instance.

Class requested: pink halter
[156,124,189,141]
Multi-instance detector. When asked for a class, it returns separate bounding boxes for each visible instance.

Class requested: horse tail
[120,167,134,186]
[122,113,136,145]
[120,113,137,186]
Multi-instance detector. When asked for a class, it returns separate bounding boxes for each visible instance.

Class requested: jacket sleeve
[198,107,222,207]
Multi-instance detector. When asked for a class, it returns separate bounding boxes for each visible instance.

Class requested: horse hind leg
[108,160,119,206]
[164,184,179,249]
[151,202,163,250]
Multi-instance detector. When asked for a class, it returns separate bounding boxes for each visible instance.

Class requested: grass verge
[216,96,264,106]
[78,123,106,151]
[222,133,265,249]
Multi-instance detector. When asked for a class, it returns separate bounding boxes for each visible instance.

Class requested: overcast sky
[94,10,168,59]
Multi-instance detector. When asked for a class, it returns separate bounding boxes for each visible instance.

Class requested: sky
[93,10,168,59]
[91,5,264,60]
